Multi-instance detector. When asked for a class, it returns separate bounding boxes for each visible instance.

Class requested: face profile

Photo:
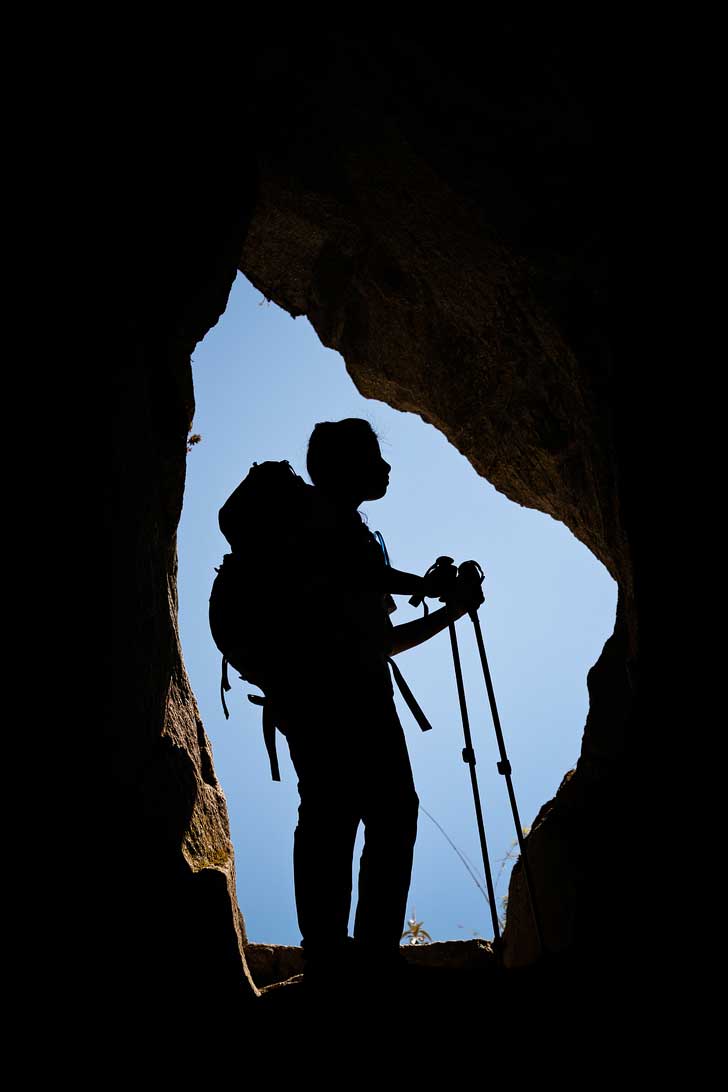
[307,418,391,508]
[352,433,391,503]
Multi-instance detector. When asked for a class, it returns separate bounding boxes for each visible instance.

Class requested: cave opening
[178,271,617,954]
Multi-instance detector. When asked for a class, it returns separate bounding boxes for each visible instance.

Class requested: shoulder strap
[387,657,433,733]
[248,694,281,781]
[220,654,282,781]
[220,656,231,719]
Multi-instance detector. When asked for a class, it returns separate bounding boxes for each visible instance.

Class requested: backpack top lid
[218,460,312,552]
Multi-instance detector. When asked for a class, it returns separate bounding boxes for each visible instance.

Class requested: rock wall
[110,117,261,1021]
[110,24,640,1019]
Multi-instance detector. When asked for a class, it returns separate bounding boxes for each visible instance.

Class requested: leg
[283,709,362,959]
[353,701,419,953]
[292,781,361,957]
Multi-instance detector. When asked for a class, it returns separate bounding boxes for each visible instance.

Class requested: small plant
[187,431,202,452]
[494,828,530,930]
[401,910,432,946]
[416,804,532,937]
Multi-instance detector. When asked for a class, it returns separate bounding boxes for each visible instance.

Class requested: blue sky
[178,272,617,947]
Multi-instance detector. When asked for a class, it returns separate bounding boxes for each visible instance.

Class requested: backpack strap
[220,654,281,781]
[223,655,430,779]
[248,694,281,781]
[220,656,231,720]
[387,657,433,733]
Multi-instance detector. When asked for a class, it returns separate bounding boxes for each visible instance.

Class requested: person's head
[307,418,391,507]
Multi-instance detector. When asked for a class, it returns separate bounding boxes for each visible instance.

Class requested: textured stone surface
[246,944,306,988]
[246,939,496,987]
[110,124,260,1021]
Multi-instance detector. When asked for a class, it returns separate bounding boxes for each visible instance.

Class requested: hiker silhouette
[265,418,484,983]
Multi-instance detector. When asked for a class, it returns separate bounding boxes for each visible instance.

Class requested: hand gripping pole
[467,605,545,955]
[447,616,502,951]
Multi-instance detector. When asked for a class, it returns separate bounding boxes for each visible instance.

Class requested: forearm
[381,566,425,597]
[389,602,466,656]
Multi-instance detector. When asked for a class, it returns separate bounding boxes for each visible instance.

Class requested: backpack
[209,460,314,779]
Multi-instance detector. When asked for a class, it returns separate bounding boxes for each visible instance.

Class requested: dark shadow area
[109,23,653,1033]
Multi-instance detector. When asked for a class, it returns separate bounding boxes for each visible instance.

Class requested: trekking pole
[423,557,502,950]
[448,614,503,951]
[458,560,545,956]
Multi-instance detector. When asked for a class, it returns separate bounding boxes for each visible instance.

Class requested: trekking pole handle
[457,560,485,611]
[408,556,458,608]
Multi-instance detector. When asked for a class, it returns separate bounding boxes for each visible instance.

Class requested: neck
[318,487,363,515]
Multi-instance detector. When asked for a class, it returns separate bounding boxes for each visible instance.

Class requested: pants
[276,678,420,957]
